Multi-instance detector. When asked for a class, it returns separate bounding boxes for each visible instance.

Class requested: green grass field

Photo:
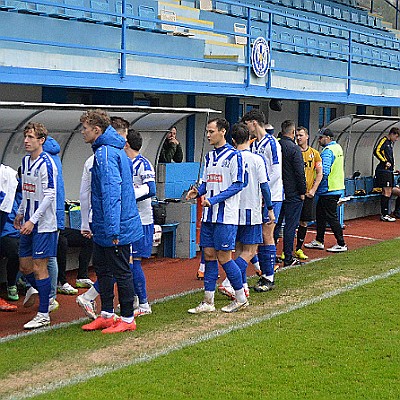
[1,239,400,400]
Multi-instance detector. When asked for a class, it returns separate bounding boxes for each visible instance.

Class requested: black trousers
[316,195,345,246]
[57,228,93,284]
[92,242,134,318]
[0,235,20,286]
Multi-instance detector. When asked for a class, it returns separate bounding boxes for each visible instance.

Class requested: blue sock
[221,260,242,291]
[24,273,37,289]
[258,244,276,277]
[204,260,219,292]
[250,254,259,265]
[93,279,100,293]
[235,256,248,284]
[36,277,51,314]
[130,260,148,304]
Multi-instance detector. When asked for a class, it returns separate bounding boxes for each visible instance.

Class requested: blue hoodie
[91,126,143,247]
[43,136,65,230]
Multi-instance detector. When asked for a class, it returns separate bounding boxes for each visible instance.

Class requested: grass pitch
[1,239,400,400]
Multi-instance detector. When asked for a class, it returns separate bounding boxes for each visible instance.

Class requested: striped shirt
[19,151,57,233]
[250,133,283,201]
[201,143,243,225]
[238,149,269,225]
[131,154,155,226]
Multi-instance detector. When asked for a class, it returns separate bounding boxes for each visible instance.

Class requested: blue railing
[0,0,399,95]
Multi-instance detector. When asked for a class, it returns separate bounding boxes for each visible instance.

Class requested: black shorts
[375,169,394,188]
[300,196,315,222]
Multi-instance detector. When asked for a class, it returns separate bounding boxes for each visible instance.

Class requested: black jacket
[279,136,306,199]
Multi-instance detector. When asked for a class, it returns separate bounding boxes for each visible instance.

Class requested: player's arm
[373,138,388,163]
[207,181,243,206]
[80,157,92,233]
[308,160,323,197]
[135,180,156,202]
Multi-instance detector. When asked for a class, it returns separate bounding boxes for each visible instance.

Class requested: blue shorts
[200,222,237,251]
[131,223,154,259]
[263,201,282,223]
[236,224,263,245]
[19,229,58,259]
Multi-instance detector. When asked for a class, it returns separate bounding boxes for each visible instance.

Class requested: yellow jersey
[302,146,322,192]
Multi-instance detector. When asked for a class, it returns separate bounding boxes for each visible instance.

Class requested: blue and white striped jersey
[19,151,57,233]
[250,133,283,201]
[238,149,269,225]
[131,154,155,226]
[201,143,243,225]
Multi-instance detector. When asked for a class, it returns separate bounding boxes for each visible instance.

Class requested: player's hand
[186,187,198,200]
[266,209,275,225]
[306,189,315,198]
[13,214,23,230]
[201,198,211,207]
[81,230,92,239]
[20,220,34,235]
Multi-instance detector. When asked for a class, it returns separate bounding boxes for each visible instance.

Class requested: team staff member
[305,128,347,253]
[373,127,400,222]
[294,126,322,259]
[273,120,306,267]
[186,118,247,314]
[14,122,58,329]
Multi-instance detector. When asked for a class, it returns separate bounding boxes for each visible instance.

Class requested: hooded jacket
[43,136,65,230]
[90,126,143,247]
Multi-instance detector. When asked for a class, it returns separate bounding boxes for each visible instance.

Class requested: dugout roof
[311,114,400,177]
[0,102,220,198]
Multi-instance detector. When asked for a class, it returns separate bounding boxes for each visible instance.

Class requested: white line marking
[5,267,400,400]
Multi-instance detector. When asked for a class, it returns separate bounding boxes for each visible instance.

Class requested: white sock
[253,261,260,270]
[101,311,114,319]
[38,312,49,319]
[139,302,151,310]
[198,262,205,273]
[204,290,215,305]
[235,288,247,303]
[221,277,231,287]
[121,316,134,323]
[243,282,249,292]
[265,275,274,282]
[82,285,99,301]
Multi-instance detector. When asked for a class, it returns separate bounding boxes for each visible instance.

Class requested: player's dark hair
[110,116,130,131]
[389,127,400,136]
[240,109,266,126]
[231,123,249,145]
[126,129,142,151]
[281,120,296,136]
[208,118,230,134]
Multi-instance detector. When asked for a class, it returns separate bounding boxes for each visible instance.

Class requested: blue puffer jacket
[91,126,143,247]
[43,136,65,230]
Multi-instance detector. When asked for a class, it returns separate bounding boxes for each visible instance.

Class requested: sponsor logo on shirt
[207,174,223,183]
[23,183,36,193]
